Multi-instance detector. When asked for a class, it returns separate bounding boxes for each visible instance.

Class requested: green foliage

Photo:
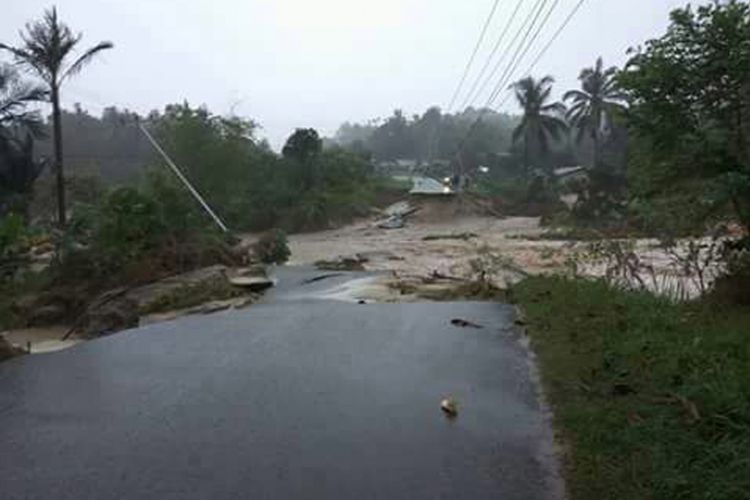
[253,229,290,264]
[149,103,381,233]
[475,172,564,217]
[334,107,520,166]
[620,0,750,233]
[0,64,46,218]
[0,213,26,260]
[1,6,114,225]
[513,276,750,500]
[282,128,322,163]
[510,76,568,176]
[55,172,229,288]
[711,237,750,306]
[564,58,626,171]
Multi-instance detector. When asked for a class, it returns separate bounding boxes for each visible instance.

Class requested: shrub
[0,213,26,258]
[710,237,750,306]
[254,229,290,264]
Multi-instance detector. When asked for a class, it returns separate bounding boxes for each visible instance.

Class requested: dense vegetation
[513,277,749,500]
[509,5,750,500]
[621,0,750,236]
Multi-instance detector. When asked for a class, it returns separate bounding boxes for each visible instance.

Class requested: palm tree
[0,64,46,139]
[563,58,626,170]
[0,64,47,218]
[1,7,113,226]
[510,76,567,177]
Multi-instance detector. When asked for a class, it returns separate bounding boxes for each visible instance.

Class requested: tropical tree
[564,58,626,170]
[620,0,750,233]
[510,76,567,176]
[0,64,46,140]
[1,7,113,226]
[0,64,47,218]
[282,128,323,191]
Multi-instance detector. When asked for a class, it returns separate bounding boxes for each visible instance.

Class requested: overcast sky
[2,0,688,148]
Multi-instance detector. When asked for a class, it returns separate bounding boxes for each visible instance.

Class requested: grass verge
[512,276,750,500]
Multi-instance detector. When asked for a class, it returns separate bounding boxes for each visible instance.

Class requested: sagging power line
[452,0,588,165]
[446,0,502,114]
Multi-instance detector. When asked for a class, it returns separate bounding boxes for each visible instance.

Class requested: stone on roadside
[79,297,140,338]
[0,334,25,362]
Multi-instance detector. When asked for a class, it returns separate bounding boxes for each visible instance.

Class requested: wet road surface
[0,269,562,499]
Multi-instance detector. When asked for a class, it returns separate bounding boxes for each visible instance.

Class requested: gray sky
[2,0,687,148]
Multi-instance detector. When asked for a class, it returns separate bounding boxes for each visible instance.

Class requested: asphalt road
[0,269,562,499]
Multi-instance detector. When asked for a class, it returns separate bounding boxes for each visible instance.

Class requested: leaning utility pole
[138,122,229,233]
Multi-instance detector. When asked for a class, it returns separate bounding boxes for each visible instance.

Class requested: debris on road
[377,214,405,229]
[375,200,419,229]
[440,397,459,418]
[450,318,484,329]
[301,273,344,285]
[315,255,367,271]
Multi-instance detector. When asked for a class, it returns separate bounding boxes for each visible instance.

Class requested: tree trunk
[731,195,750,236]
[592,106,601,171]
[524,132,530,179]
[51,84,66,227]
[592,129,599,171]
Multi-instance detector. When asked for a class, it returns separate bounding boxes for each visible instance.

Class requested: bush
[710,237,750,306]
[253,229,290,264]
[54,176,234,289]
[0,213,29,282]
[0,213,26,258]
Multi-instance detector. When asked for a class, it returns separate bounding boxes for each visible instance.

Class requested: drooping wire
[453,0,553,160]
[445,0,502,113]
[456,0,524,113]
[495,0,589,109]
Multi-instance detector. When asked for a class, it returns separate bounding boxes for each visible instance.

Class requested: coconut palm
[564,57,626,170]
[0,64,46,140]
[1,7,113,226]
[0,64,47,217]
[510,76,567,176]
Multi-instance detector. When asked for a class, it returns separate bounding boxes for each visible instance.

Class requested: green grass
[512,276,750,500]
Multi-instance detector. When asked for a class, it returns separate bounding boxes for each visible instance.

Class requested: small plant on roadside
[659,231,726,297]
[0,213,29,282]
[254,229,291,265]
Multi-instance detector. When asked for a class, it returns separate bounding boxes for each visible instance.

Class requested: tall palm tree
[564,57,626,170]
[0,64,46,139]
[510,76,567,177]
[0,64,47,218]
[1,7,113,226]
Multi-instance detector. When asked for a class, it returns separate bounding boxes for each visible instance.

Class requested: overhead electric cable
[457,0,525,113]
[446,0,502,113]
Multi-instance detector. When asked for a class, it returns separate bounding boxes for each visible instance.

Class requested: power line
[454,0,589,165]
[446,0,502,113]
[495,0,588,109]
[462,0,548,112]
[453,0,553,159]
[457,0,525,113]
[428,0,502,164]
[486,0,559,108]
